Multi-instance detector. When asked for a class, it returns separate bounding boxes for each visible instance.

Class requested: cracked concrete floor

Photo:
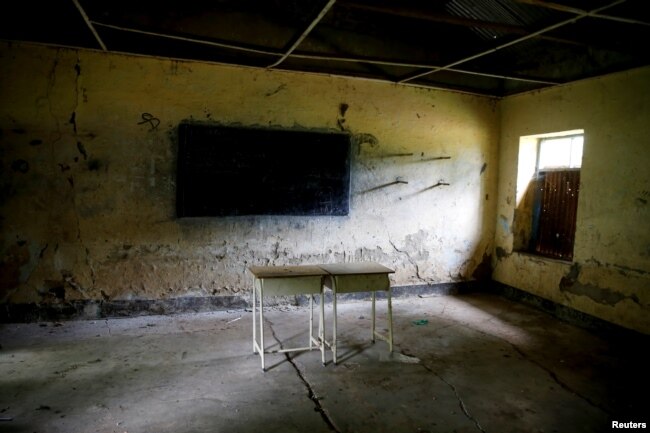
[1,293,647,433]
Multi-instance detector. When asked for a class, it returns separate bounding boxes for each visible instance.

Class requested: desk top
[318,262,394,275]
[248,265,329,279]
[249,262,394,278]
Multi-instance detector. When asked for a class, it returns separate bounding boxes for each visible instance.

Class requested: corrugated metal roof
[446,0,554,40]
[1,0,648,97]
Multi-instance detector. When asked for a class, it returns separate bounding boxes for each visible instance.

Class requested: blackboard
[176,123,351,217]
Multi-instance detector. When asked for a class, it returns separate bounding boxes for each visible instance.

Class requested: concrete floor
[0,293,647,433]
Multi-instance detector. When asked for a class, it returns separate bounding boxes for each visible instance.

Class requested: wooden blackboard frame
[176,123,351,217]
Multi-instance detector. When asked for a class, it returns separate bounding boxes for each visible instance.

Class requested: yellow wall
[0,43,498,304]
[2,42,648,334]
[494,67,650,334]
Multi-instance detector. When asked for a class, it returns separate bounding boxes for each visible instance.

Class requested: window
[514,131,584,261]
[538,135,583,170]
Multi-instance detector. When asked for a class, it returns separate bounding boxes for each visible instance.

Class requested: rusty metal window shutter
[533,169,580,260]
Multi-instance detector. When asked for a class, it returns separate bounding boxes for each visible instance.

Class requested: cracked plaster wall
[0,42,498,307]
[493,67,650,334]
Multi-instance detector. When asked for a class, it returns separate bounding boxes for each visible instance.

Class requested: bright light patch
[538,135,583,169]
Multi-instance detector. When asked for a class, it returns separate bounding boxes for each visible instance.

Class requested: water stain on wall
[495,246,510,260]
[77,142,87,160]
[0,243,30,300]
[351,133,378,149]
[471,251,492,281]
[11,159,29,173]
[0,43,500,315]
[264,83,286,97]
[559,263,641,306]
[337,102,350,131]
[498,214,509,233]
[42,279,66,301]
[87,159,101,171]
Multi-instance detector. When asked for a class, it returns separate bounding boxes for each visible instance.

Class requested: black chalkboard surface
[176,123,351,217]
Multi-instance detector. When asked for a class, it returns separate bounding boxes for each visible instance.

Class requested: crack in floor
[434,369,486,433]
[433,309,611,417]
[401,348,486,433]
[505,340,610,415]
[457,314,610,416]
[266,319,341,433]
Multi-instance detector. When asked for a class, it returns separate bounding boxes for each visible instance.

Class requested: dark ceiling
[2,0,649,97]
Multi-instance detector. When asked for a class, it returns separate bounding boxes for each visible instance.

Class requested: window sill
[512,250,573,265]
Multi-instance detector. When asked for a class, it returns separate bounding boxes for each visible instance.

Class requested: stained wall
[494,67,650,334]
[0,43,498,307]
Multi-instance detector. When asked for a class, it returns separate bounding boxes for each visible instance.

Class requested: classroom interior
[1,1,649,432]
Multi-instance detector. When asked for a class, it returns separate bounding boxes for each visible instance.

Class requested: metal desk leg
[309,294,313,349]
[388,287,393,352]
[371,291,376,343]
[320,291,325,365]
[252,277,257,354]
[333,282,338,365]
[259,285,265,371]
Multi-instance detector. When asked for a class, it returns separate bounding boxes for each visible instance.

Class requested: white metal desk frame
[250,265,328,371]
[319,262,395,365]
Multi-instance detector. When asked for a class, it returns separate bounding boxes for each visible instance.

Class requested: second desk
[319,262,394,364]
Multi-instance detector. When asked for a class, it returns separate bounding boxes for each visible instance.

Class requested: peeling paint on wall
[471,251,492,281]
[0,243,31,299]
[495,246,510,260]
[0,42,499,309]
[498,214,509,233]
[493,66,650,334]
[559,263,641,306]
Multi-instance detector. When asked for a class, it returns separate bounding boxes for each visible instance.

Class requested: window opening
[514,131,583,261]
